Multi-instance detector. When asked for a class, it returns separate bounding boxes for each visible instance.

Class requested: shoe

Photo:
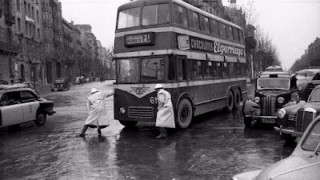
[155,134,165,139]
[79,134,85,137]
[97,128,102,136]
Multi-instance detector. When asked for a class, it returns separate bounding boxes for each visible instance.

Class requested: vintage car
[275,84,320,142]
[295,69,320,100]
[232,115,320,180]
[242,71,299,128]
[0,87,55,128]
[266,65,283,72]
[51,78,70,92]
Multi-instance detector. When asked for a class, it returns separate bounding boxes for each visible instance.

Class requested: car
[275,84,320,142]
[266,65,283,72]
[51,78,70,92]
[232,115,320,180]
[0,86,55,128]
[294,69,320,101]
[242,71,299,128]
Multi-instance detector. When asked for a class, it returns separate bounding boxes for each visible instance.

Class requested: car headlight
[254,97,260,103]
[277,97,285,104]
[277,108,286,119]
[120,107,126,114]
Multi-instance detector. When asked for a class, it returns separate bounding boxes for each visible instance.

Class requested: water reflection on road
[0,82,295,180]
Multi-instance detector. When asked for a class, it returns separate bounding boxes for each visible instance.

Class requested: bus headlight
[277,109,286,119]
[277,97,285,104]
[120,107,126,114]
[254,97,260,103]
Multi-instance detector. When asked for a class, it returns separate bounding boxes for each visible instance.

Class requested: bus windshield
[118,8,140,29]
[117,57,167,83]
[142,4,170,26]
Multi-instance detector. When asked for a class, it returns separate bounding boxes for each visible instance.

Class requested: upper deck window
[219,23,227,39]
[200,15,210,33]
[118,8,140,29]
[210,19,219,37]
[188,10,200,30]
[142,4,169,26]
[173,4,188,27]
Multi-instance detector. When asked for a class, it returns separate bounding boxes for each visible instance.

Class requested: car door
[20,90,40,122]
[0,92,24,127]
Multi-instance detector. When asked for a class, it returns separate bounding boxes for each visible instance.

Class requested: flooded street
[0,81,295,180]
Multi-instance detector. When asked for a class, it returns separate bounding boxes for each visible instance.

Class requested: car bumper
[274,126,302,137]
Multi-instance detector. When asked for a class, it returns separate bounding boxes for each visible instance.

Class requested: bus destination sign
[125,32,155,47]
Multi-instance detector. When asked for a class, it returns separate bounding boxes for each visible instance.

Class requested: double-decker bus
[113,0,248,128]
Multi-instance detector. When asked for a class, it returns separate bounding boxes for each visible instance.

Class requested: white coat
[85,91,114,128]
[156,89,175,128]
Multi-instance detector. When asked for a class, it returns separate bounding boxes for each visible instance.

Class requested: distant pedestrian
[79,88,114,137]
[154,84,175,138]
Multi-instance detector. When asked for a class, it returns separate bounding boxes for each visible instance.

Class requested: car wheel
[176,99,193,129]
[244,117,252,128]
[119,120,137,127]
[34,111,47,126]
[225,90,234,112]
[234,89,241,110]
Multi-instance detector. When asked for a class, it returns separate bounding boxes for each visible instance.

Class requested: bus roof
[117,0,243,30]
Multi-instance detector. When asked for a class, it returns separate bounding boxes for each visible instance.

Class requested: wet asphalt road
[0,81,296,180]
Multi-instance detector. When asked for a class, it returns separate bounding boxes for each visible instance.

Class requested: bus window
[229,62,235,77]
[233,27,240,42]
[188,10,200,30]
[217,62,222,78]
[200,15,210,33]
[168,58,175,81]
[222,62,228,78]
[117,58,139,82]
[173,4,188,27]
[142,4,169,26]
[177,59,187,81]
[117,8,140,29]
[219,23,227,39]
[227,26,233,41]
[204,62,213,79]
[141,57,166,82]
[239,30,244,44]
[192,60,203,80]
[210,19,219,37]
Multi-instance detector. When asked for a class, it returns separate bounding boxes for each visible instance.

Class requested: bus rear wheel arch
[176,98,193,129]
[234,88,241,110]
[225,90,234,112]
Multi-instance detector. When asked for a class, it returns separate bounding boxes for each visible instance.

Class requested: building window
[17,18,21,32]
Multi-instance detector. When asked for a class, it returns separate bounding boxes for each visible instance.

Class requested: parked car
[242,71,299,128]
[0,87,55,128]
[51,78,70,92]
[232,115,320,180]
[275,84,320,142]
[295,69,320,100]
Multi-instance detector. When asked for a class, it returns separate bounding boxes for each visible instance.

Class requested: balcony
[5,14,16,26]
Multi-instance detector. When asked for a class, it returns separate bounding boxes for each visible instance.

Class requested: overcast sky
[61,0,320,70]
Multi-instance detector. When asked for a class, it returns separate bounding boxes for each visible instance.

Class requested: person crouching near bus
[79,88,114,137]
[154,84,175,138]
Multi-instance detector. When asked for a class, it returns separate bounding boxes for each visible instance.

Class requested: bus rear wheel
[234,89,241,110]
[225,90,234,112]
[176,99,193,129]
[119,120,137,127]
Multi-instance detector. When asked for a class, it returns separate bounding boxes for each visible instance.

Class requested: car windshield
[117,58,140,83]
[308,88,320,102]
[257,78,290,90]
[301,120,320,152]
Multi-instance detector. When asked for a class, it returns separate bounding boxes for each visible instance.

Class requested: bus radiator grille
[128,106,154,119]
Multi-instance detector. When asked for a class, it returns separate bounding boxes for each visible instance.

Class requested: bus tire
[176,99,193,129]
[225,90,234,112]
[119,120,137,127]
[34,111,47,126]
[234,89,241,110]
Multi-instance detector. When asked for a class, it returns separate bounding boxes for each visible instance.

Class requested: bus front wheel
[119,120,137,127]
[176,99,193,129]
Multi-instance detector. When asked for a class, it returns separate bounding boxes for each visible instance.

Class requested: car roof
[295,69,320,74]
[0,86,36,96]
[258,71,291,78]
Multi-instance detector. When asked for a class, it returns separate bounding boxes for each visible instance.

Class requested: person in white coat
[79,88,114,137]
[154,84,175,138]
